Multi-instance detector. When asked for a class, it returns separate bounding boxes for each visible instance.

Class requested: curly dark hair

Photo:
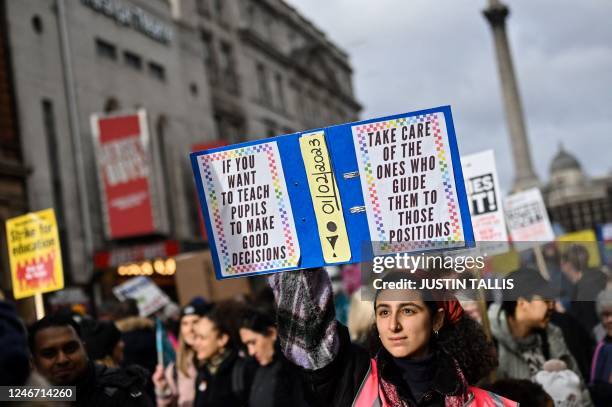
[436,315,498,384]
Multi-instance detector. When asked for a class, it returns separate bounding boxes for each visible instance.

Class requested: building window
[256,63,271,104]
[195,0,210,16]
[245,4,255,25]
[32,15,43,34]
[95,38,117,60]
[123,51,142,70]
[290,82,302,118]
[214,0,225,21]
[148,61,166,81]
[103,97,120,113]
[190,82,199,97]
[275,73,285,111]
[219,42,238,93]
[201,32,217,83]
[266,121,277,138]
[42,99,71,276]
[288,30,296,47]
[156,115,175,235]
[214,112,244,143]
[265,13,274,42]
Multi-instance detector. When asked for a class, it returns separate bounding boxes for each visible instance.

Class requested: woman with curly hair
[268,268,515,406]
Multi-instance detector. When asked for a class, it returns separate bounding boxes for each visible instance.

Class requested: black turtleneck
[392,352,437,403]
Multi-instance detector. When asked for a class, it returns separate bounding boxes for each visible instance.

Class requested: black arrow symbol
[327,235,338,250]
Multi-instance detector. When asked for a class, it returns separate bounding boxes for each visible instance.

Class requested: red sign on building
[92,110,166,239]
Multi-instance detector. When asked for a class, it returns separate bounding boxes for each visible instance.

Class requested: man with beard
[28,313,153,407]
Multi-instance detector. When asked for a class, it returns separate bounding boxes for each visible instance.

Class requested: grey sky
[286,0,612,192]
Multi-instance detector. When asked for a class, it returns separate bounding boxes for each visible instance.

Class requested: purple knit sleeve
[268,268,340,370]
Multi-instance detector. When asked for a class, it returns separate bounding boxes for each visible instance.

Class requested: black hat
[180,297,213,319]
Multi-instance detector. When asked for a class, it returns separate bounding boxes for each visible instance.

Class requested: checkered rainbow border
[199,143,299,275]
[353,112,463,253]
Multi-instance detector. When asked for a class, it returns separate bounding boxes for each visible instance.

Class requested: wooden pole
[533,245,551,281]
[34,292,45,320]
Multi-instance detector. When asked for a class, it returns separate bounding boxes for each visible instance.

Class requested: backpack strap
[231,357,246,400]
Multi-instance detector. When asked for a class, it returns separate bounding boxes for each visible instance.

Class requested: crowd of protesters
[0,244,611,406]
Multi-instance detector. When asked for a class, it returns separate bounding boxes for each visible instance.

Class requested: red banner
[92,111,158,239]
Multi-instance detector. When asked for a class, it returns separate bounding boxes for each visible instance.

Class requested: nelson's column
[483,0,540,192]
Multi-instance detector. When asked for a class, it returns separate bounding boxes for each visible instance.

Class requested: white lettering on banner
[110,192,149,210]
[81,0,173,44]
[99,138,149,186]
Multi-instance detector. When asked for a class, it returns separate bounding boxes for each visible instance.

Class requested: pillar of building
[483,0,539,192]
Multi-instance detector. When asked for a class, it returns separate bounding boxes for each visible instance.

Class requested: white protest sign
[461,150,509,255]
[196,142,300,277]
[504,187,554,251]
[113,276,170,316]
[352,111,469,255]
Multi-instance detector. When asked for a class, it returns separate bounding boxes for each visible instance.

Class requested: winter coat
[550,311,595,382]
[355,357,516,407]
[116,316,157,400]
[0,301,29,386]
[193,350,257,407]
[589,335,612,406]
[268,269,512,407]
[156,361,197,407]
[488,303,593,406]
[74,361,154,407]
[248,351,308,407]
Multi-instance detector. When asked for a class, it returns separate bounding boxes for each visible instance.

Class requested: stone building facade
[544,145,612,232]
[0,0,29,291]
[171,0,361,141]
[2,0,360,291]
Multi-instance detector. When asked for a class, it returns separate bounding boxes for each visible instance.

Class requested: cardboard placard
[504,188,554,250]
[113,276,170,316]
[192,106,473,279]
[461,150,509,256]
[6,209,64,300]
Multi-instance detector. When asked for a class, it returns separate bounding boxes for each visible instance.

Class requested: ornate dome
[550,144,581,174]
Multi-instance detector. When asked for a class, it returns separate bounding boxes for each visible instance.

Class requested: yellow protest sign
[300,131,351,262]
[557,229,601,268]
[6,209,64,299]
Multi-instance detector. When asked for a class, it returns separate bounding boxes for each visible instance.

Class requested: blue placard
[191,106,474,279]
